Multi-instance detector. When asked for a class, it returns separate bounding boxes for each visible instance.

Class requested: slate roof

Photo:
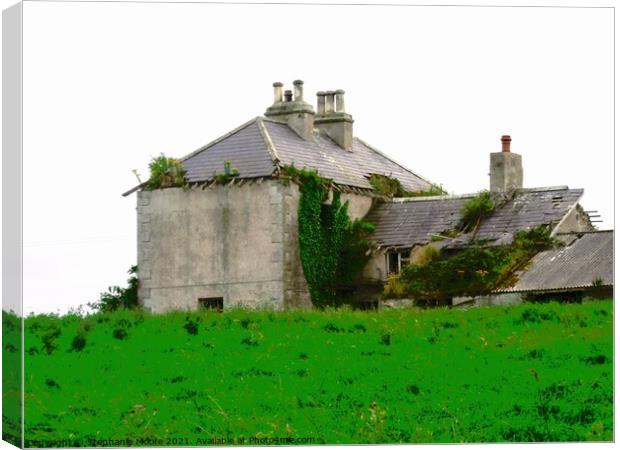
[365,194,473,249]
[179,117,433,191]
[366,186,584,249]
[498,230,613,293]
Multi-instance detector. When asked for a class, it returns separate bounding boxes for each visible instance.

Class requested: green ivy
[384,225,559,305]
[281,165,375,307]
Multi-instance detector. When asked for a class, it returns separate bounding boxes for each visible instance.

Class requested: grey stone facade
[137,179,373,312]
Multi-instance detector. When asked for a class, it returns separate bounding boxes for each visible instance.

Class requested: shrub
[184,318,199,336]
[70,332,87,352]
[41,324,61,355]
[92,266,139,312]
[460,191,495,232]
[113,328,128,340]
[384,225,559,304]
[146,154,186,190]
[112,319,131,340]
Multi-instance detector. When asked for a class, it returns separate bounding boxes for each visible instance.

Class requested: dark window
[387,251,410,275]
[198,297,224,312]
[387,252,399,274]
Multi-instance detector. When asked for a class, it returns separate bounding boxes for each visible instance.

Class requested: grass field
[7,299,614,446]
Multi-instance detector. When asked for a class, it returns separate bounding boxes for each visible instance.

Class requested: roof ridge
[256,117,280,168]
[261,116,287,124]
[179,117,261,162]
[389,193,476,203]
[556,229,614,235]
[516,185,572,192]
[354,137,439,189]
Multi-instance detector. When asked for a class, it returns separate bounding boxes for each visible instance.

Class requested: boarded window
[198,297,224,312]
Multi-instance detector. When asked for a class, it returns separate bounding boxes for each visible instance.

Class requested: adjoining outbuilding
[454,230,614,306]
[363,186,592,281]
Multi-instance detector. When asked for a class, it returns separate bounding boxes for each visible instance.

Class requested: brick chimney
[265,80,315,140]
[490,135,523,193]
[314,89,354,151]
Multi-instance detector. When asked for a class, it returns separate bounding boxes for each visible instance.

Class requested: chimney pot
[324,91,335,113]
[501,135,512,152]
[272,82,283,104]
[293,80,304,101]
[284,90,293,102]
[316,91,326,115]
[335,89,346,113]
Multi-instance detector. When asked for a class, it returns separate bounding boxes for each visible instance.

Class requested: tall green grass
[2,311,21,447]
[20,300,612,445]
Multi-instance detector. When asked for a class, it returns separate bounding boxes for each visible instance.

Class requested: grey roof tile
[264,120,433,190]
[475,188,584,242]
[179,117,434,191]
[365,195,473,248]
[182,119,275,182]
[499,230,613,293]
[367,187,584,249]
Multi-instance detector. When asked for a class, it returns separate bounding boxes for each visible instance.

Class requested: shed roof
[179,116,433,191]
[497,230,613,293]
[366,186,584,249]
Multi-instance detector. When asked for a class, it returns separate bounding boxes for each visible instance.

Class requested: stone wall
[339,192,374,220]
[452,293,523,307]
[362,252,387,282]
[137,180,286,313]
[137,180,377,312]
[281,181,312,309]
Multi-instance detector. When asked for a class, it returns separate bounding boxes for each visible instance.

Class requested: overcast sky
[3,1,614,314]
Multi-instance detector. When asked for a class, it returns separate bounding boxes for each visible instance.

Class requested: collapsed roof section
[366,186,585,250]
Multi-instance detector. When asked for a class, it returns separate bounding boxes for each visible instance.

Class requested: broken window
[198,297,224,312]
[387,251,410,275]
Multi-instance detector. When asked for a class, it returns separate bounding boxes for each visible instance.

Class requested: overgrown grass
[18,300,613,445]
[2,311,21,447]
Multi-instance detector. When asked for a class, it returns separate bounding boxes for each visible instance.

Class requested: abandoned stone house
[124,80,608,313]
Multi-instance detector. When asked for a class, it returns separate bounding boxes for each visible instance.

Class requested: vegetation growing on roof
[460,190,495,232]
[383,225,559,305]
[281,165,376,307]
[213,160,240,184]
[368,174,444,198]
[146,154,187,190]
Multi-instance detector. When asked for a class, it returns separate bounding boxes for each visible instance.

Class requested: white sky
[1,0,614,314]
